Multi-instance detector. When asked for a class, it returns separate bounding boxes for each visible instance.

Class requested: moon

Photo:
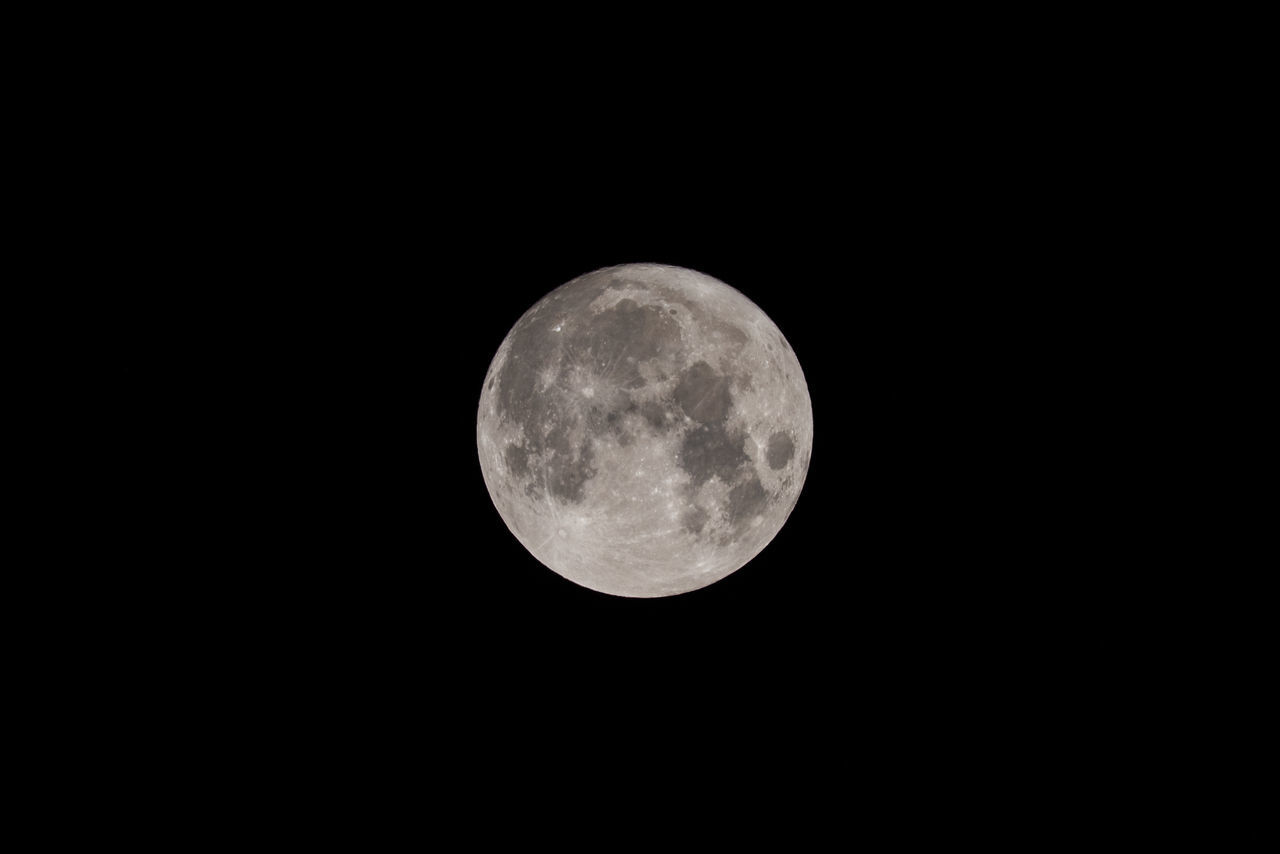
[476,263,812,597]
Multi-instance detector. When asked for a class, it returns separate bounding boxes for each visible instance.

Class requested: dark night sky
[72,14,1151,828]
[117,122,1112,684]
[97,61,1125,783]
[276,141,1116,699]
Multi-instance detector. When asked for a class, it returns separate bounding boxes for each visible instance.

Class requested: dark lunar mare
[495,276,603,503]
[681,506,709,534]
[678,422,748,487]
[575,298,679,389]
[494,272,683,504]
[766,432,795,469]
[726,476,768,527]
[674,361,733,423]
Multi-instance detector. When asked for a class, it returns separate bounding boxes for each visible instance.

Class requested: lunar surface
[476,263,812,597]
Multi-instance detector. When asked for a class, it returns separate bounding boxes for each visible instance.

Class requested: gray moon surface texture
[476,263,813,597]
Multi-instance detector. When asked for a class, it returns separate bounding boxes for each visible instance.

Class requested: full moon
[476,263,813,597]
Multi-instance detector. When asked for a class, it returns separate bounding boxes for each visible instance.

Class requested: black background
[151,137,1111,730]
[87,27,1135,813]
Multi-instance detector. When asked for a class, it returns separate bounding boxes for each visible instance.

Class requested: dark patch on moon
[679,422,748,486]
[682,506,709,534]
[546,439,596,503]
[492,273,667,504]
[578,298,680,389]
[640,400,669,431]
[504,443,529,478]
[496,278,601,428]
[766,432,795,470]
[545,420,574,456]
[584,405,610,437]
[523,466,545,499]
[727,475,767,527]
[674,361,733,424]
[602,405,635,446]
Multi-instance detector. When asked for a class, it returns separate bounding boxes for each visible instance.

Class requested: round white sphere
[477,263,812,597]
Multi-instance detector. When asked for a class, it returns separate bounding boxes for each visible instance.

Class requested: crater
[766,432,795,470]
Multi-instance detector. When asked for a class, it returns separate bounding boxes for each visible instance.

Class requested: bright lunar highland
[476,263,812,597]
